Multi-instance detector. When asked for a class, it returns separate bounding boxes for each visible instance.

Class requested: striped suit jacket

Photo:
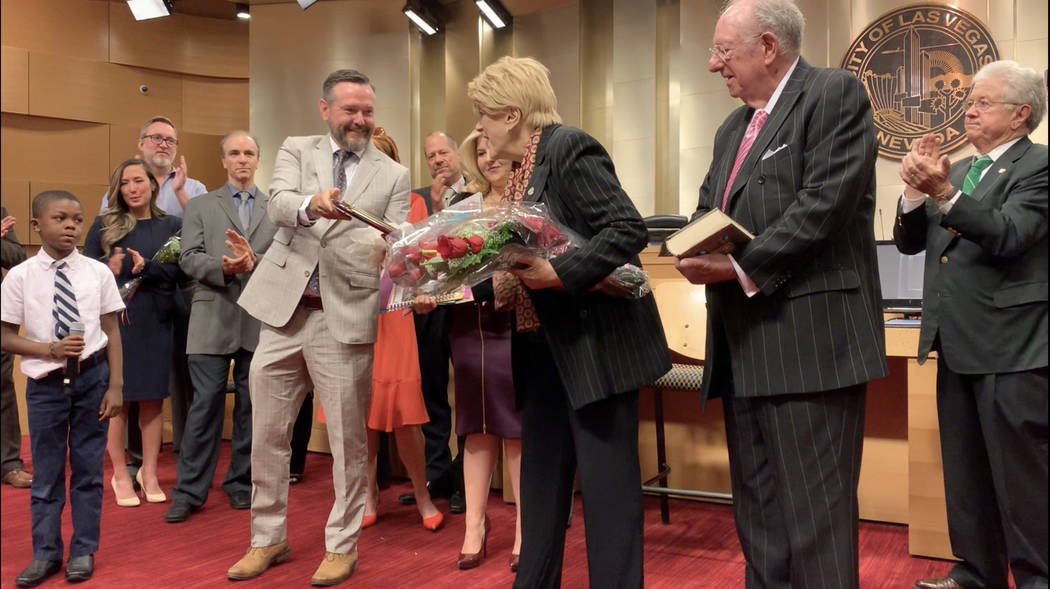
[525,124,671,409]
[894,136,1048,373]
[238,135,410,345]
[694,59,888,400]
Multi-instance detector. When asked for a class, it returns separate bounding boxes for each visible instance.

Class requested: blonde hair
[370,127,401,163]
[459,130,488,195]
[466,56,562,128]
[100,159,162,256]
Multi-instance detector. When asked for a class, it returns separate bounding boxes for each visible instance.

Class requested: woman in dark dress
[84,158,182,507]
[448,130,522,571]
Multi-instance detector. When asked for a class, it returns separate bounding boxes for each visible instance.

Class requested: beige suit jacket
[238,135,410,344]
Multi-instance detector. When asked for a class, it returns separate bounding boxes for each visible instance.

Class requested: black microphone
[63,321,84,395]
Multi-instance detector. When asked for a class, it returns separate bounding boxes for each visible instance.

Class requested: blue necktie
[53,261,80,338]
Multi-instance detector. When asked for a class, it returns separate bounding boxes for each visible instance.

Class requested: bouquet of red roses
[384,203,572,295]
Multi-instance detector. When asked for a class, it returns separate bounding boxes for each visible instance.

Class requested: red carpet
[1,438,953,588]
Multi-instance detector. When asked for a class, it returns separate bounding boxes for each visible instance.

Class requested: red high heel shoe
[422,511,445,532]
[361,513,378,528]
[457,518,489,570]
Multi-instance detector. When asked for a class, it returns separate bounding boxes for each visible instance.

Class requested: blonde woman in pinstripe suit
[676,1,887,587]
[467,57,671,589]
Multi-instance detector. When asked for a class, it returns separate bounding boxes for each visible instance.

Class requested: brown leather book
[663,209,753,257]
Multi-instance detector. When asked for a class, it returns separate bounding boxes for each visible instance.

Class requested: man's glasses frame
[142,134,179,147]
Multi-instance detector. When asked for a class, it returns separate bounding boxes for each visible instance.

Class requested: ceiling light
[126,0,172,21]
[476,0,511,29]
[403,1,441,36]
[297,0,319,9]
[235,3,250,19]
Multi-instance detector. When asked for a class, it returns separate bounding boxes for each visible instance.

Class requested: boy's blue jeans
[26,358,109,562]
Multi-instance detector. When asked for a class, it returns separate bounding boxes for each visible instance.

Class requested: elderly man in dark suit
[896,59,1048,589]
[165,130,277,524]
[675,1,887,586]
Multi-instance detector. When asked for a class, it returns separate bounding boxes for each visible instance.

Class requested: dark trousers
[26,360,109,561]
[171,351,253,506]
[937,365,1048,589]
[512,335,643,589]
[168,295,193,454]
[414,307,462,491]
[289,390,314,475]
[1,349,26,475]
[723,385,866,589]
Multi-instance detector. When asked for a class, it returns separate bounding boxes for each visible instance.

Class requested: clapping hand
[1,215,15,238]
[900,133,952,199]
[172,156,189,194]
[127,248,145,274]
[107,247,126,276]
[221,229,256,274]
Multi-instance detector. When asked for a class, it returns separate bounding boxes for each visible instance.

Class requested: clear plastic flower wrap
[384,202,572,295]
[383,202,651,299]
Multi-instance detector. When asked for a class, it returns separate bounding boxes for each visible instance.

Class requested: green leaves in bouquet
[153,235,182,263]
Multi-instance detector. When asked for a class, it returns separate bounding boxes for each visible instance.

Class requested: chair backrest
[652,281,706,363]
[643,214,688,247]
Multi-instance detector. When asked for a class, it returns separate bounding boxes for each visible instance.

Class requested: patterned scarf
[493,127,544,332]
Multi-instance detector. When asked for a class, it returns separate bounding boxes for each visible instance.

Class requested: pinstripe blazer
[524,124,671,409]
[238,135,410,345]
[894,136,1048,373]
[694,59,888,400]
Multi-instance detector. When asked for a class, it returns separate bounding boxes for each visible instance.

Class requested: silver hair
[139,115,176,139]
[974,60,1047,131]
[722,0,805,56]
[219,130,261,156]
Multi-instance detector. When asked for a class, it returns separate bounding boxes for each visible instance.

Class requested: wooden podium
[638,248,955,560]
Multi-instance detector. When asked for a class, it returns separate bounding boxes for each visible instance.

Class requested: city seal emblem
[841,5,999,159]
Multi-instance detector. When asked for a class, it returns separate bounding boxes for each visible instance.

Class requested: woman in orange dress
[363,128,443,530]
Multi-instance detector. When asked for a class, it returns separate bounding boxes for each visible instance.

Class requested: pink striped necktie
[722,109,768,211]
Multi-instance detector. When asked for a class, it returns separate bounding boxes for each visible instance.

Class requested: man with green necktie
[894,59,1048,589]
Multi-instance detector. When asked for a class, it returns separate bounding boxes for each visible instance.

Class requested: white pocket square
[762,144,788,160]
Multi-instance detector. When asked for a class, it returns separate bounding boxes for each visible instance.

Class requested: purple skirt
[449,301,521,439]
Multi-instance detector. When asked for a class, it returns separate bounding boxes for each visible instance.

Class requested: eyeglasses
[142,134,178,147]
[964,98,1019,112]
[709,34,763,62]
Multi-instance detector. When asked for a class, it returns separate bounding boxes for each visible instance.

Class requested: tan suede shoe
[310,550,357,586]
[226,540,291,580]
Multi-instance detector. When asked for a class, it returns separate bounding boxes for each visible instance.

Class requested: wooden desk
[638,248,954,559]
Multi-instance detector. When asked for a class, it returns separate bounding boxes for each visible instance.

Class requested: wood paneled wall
[1,0,249,436]
[1,0,250,248]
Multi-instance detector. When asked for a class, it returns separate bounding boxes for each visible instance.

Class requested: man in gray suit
[896,60,1047,589]
[676,1,886,586]
[228,69,410,586]
[165,131,277,524]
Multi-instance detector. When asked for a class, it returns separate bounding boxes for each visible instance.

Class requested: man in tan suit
[228,69,410,586]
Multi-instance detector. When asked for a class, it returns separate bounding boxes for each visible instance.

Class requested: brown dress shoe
[227,540,291,580]
[2,469,32,488]
[914,577,964,589]
[310,551,357,586]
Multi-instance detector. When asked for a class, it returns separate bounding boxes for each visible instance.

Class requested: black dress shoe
[165,498,199,523]
[914,577,964,589]
[65,555,94,583]
[397,491,416,505]
[449,489,465,514]
[15,559,61,587]
[228,491,251,510]
[289,472,303,485]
